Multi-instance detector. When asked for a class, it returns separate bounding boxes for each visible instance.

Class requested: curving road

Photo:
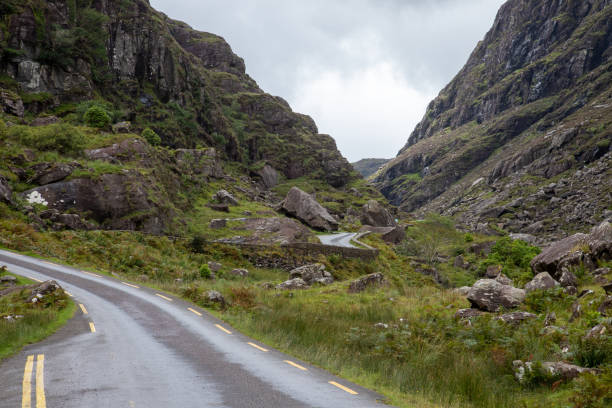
[317,233,359,248]
[0,250,386,408]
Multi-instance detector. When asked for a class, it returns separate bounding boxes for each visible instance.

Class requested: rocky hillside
[351,158,390,178]
[375,0,612,241]
[0,0,353,187]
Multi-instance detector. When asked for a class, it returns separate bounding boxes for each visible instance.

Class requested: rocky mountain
[351,158,390,178]
[375,0,612,241]
[0,0,353,187]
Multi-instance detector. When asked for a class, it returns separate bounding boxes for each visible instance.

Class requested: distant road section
[0,250,387,408]
[318,232,359,248]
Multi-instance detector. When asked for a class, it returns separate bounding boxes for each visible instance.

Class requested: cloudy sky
[150,0,506,162]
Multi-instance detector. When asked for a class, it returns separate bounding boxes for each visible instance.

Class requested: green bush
[0,119,6,138]
[574,334,612,368]
[83,105,111,129]
[141,128,161,146]
[7,124,85,154]
[199,264,212,279]
[479,237,541,282]
[570,366,612,408]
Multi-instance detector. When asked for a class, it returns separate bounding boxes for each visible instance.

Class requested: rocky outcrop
[524,272,560,293]
[467,279,525,312]
[278,187,339,231]
[216,217,313,245]
[0,176,13,204]
[214,190,238,206]
[360,200,395,227]
[513,360,598,383]
[0,89,24,117]
[288,264,333,286]
[531,222,612,277]
[374,0,612,238]
[251,164,279,190]
[276,278,309,290]
[26,280,62,303]
[29,163,76,185]
[348,273,387,293]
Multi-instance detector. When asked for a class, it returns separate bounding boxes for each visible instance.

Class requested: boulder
[112,121,131,133]
[495,273,514,286]
[454,286,471,296]
[454,308,483,319]
[531,222,612,277]
[214,190,238,206]
[29,163,75,185]
[276,278,309,290]
[513,360,598,383]
[174,148,224,178]
[485,265,502,278]
[207,203,230,213]
[216,217,313,245]
[205,290,226,307]
[278,187,338,231]
[497,312,537,325]
[229,268,249,277]
[598,296,612,316]
[570,301,582,322]
[558,268,577,288]
[603,281,612,295]
[544,312,556,326]
[348,273,386,293]
[0,176,13,204]
[209,219,227,229]
[289,263,333,285]
[524,272,559,293]
[360,200,395,227]
[381,225,406,244]
[585,323,608,339]
[26,280,62,303]
[467,279,526,312]
[0,275,17,285]
[509,233,537,245]
[85,139,149,163]
[207,262,222,272]
[252,164,279,189]
[31,116,59,126]
[453,255,470,269]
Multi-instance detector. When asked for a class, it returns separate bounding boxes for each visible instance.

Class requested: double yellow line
[22,354,46,408]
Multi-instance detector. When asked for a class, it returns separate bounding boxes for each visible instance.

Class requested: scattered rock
[603,282,612,295]
[360,200,395,227]
[495,273,514,286]
[31,116,59,126]
[485,265,502,278]
[509,233,537,245]
[513,360,598,383]
[454,286,471,296]
[214,190,238,206]
[0,275,17,284]
[454,308,483,319]
[570,301,582,322]
[544,312,556,326]
[381,225,406,244]
[0,89,24,117]
[207,262,222,272]
[26,280,62,303]
[278,187,339,231]
[30,163,75,185]
[229,268,249,277]
[578,289,594,298]
[276,278,309,290]
[467,279,526,312]
[593,267,610,276]
[252,164,279,189]
[558,268,577,288]
[598,296,612,316]
[525,272,560,293]
[469,241,495,256]
[497,312,537,325]
[0,176,13,204]
[374,322,389,329]
[207,203,230,213]
[564,286,578,295]
[454,255,470,269]
[112,121,131,133]
[209,219,227,229]
[585,323,607,339]
[206,290,226,307]
[289,263,333,285]
[348,273,386,293]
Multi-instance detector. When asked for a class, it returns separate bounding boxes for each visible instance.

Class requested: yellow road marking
[42,261,54,266]
[328,381,358,395]
[27,276,43,283]
[36,355,46,408]
[284,360,307,371]
[89,322,96,333]
[22,355,34,408]
[121,281,140,289]
[82,271,101,278]
[187,307,202,316]
[155,293,173,302]
[215,324,232,334]
[64,291,73,297]
[79,304,88,315]
[247,342,269,352]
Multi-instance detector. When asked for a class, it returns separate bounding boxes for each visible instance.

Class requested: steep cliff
[375,0,612,240]
[0,0,353,187]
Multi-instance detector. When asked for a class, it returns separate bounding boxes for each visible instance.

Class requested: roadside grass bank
[0,213,611,407]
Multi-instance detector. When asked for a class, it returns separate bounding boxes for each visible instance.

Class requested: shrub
[570,367,612,408]
[142,128,161,146]
[0,119,6,138]
[574,334,612,368]
[478,237,541,282]
[83,105,111,129]
[7,123,85,154]
[198,264,212,279]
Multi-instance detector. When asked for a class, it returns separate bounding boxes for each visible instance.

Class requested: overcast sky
[150,0,506,162]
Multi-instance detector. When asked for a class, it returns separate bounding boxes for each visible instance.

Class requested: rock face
[288,264,333,286]
[531,222,612,277]
[374,0,612,239]
[252,164,279,189]
[0,0,354,187]
[360,200,395,227]
[525,272,560,293]
[0,176,13,204]
[278,187,339,231]
[348,273,387,294]
[467,279,526,312]
[29,163,75,185]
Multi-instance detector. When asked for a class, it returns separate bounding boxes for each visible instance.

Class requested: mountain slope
[375,0,612,240]
[0,0,353,187]
[351,158,390,178]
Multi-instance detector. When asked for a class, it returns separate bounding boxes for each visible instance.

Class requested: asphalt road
[318,233,358,248]
[0,249,387,408]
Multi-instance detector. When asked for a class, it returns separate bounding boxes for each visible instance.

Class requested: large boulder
[348,273,386,293]
[0,176,13,204]
[513,360,598,383]
[214,190,238,206]
[278,187,338,231]
[85,139,150,163]
[289,264,333,285]
[252,164,279,189]
[524,272,560,292]
[531,221,612,277]
[360,200,395,227]
[467,279,526,312]
[276,278,309,290]
[29,163,76,185]
[26,280,62,303]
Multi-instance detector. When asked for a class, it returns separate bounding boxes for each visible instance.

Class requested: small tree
[83,105,111,129]
[142,128,161,145]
